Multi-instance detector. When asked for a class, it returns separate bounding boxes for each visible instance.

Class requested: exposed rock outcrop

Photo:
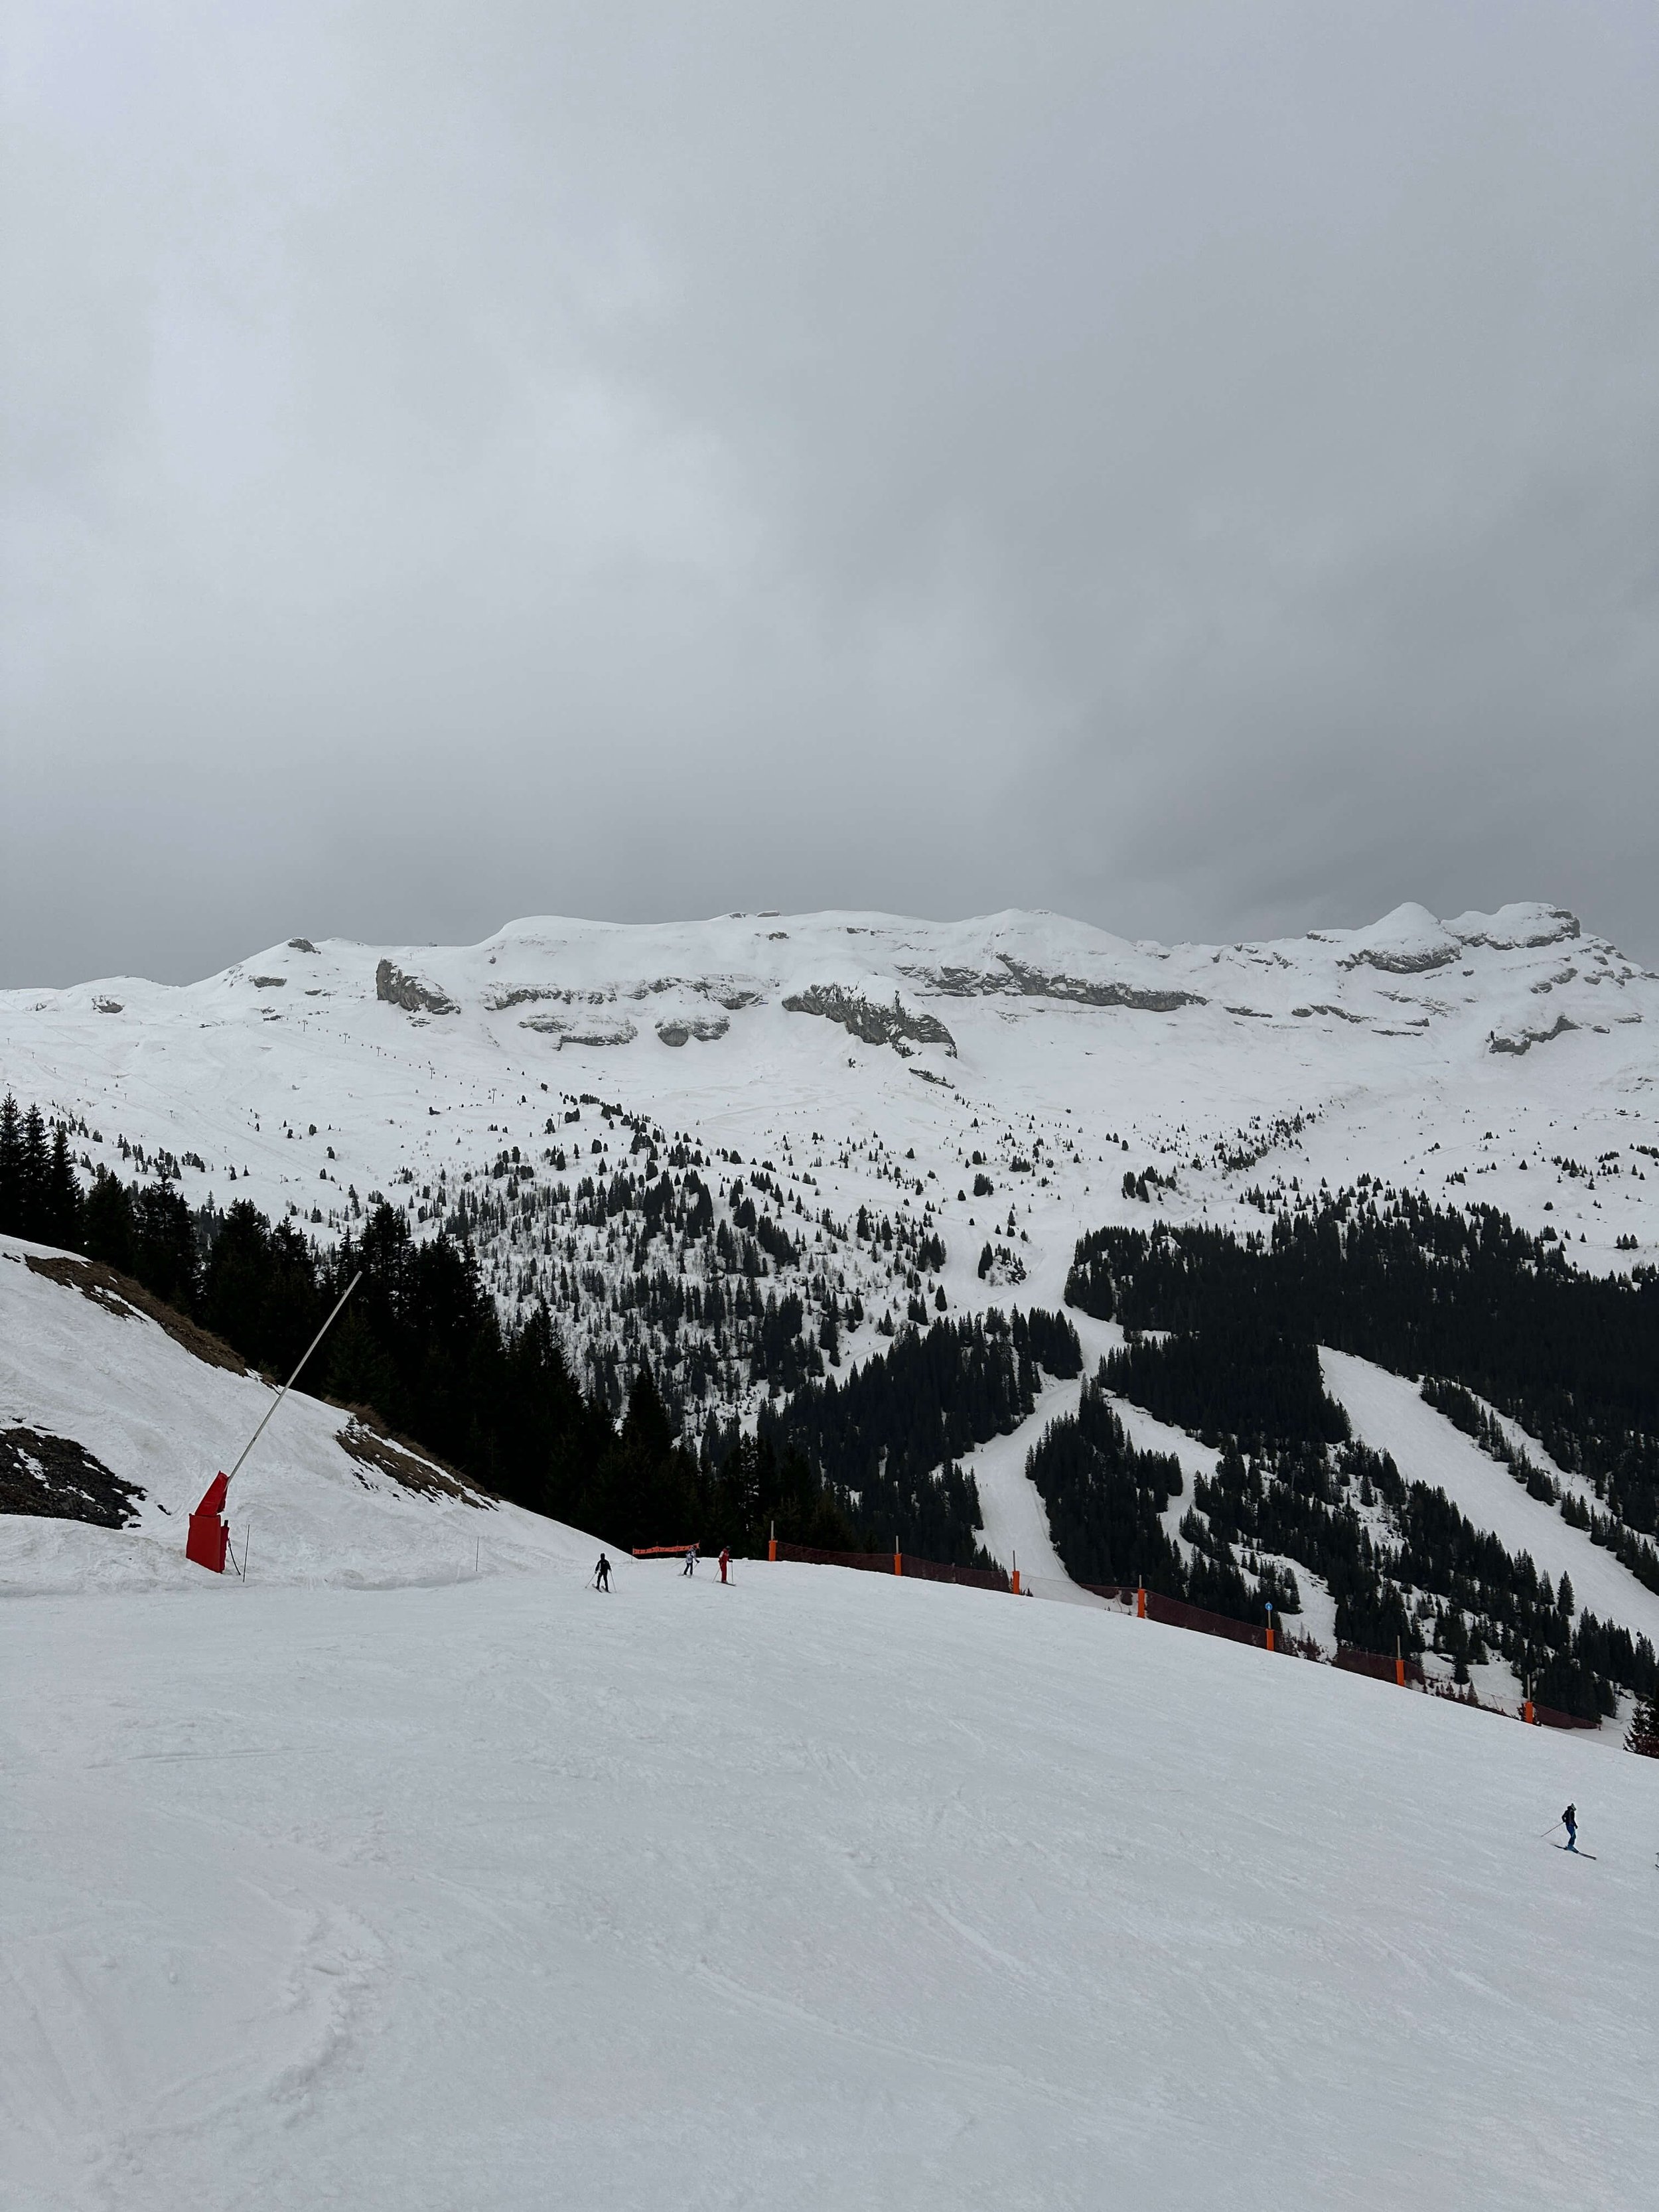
[376,960,459,1016]
[783,984,957,1057]
[656,1017,731,1047]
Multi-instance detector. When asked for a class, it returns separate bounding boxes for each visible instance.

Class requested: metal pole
[225,1270,363,1488]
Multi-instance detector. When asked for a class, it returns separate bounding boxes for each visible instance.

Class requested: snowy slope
[0,1236,599,1594]
[5,1556,1658,2211]
[1321,1349,1659,1652]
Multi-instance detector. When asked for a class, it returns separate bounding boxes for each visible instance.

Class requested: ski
[1551,1844,1597,1859]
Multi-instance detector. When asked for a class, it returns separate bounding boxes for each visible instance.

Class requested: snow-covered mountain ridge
[4,899,1656,1295]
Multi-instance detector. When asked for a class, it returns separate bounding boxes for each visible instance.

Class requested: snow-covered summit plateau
[4,899,1656,1311]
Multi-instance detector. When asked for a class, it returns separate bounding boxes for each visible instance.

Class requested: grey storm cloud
[3,0,1657,984]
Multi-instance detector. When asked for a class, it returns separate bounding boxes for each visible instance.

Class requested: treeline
[760,1307,1082,1566]
[1065,1217,1659,1714]
[0,1098,89,1251]
[344,1094,955,1436]
[0,1096,851,1554]
[1025,1379,1187,1593]
[1024,1376,1316,1631]
[1190,1441,1405,1649]
[1101,1326,1349,1453]
[3,1093,1075,1564]
[1066,1197,1659,1530]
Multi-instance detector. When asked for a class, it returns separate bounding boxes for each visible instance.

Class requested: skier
[683,1545,696,1577]
[719,1546,731,1585]
[594,1553,611,1593]
[1561,1803,1578,1852]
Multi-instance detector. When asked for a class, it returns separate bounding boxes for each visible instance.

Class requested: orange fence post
[1395,1637,1406,1688]
[1011,1551,1020,1596]
[893,1548,902,1576]
[768,1519,777,1564]
[1137,1581,1146,1619]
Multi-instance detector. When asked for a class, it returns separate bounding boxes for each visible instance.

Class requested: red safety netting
[774,1543,897,1574]
[1143,1589,1266,1648]
[771,1542,1011,1591]
[898,1555,1012,1593]
[1333,1646,1426,1688]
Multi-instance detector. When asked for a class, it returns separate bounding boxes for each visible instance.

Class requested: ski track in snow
[5,1563,1658,2211]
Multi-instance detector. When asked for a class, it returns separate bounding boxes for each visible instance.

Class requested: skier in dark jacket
[1561,1803,1577,1852]
[682,1546,696,1577]
[594,1553,611,1592]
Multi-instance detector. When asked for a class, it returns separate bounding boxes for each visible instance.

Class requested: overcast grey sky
[3,1,1656,985]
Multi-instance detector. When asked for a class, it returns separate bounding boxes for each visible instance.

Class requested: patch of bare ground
[334,1410,492,1506]
[0,1426,145,1526]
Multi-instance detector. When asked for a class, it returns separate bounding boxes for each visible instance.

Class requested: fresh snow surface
[6,1562,1658,2211]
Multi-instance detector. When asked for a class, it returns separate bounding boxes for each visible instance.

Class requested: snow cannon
[182,1269,363,1576]
[186,1473,231,1573]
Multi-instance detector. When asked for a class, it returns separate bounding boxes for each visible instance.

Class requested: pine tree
[82,1169,137,1274]
[44,1125,82,1250]
[0,1094,22,1235]
[19,1104,48,1240]
[1626,1694,1659,1759]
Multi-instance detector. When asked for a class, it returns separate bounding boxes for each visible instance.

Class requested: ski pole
[1538,1820,1564,1838]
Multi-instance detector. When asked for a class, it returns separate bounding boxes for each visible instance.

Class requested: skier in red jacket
[719,1547,731,1585]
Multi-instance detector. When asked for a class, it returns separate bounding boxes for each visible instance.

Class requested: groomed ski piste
[5,1230,1659,2209]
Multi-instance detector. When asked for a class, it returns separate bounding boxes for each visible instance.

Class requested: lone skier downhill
[719,1547,730,1585]
[1561,1803,1578,1852]
[683,1546,696,1577]
[594,1554,611,1593]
